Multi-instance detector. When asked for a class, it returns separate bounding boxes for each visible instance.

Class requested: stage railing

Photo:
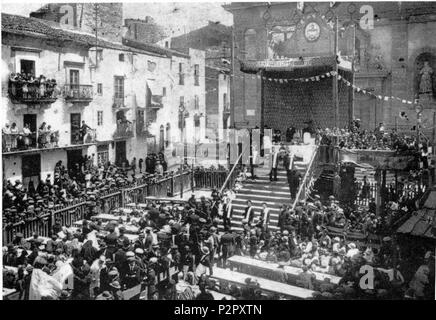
[291,145,320,210]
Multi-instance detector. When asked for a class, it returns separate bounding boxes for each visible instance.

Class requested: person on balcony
[22,123,32,149]
[3,123,12,152]
[38,75,46,98]
[10,122,19,150]
[38,122,48,148]
[80,121,91,144]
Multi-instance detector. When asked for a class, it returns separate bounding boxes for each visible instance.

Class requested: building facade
[224,2,436,133]
[2,10,207,185]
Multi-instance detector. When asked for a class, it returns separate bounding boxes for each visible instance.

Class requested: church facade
[224,2,436,133]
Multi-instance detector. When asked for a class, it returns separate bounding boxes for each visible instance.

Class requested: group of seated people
[9,73,57,100]
[2,157,185,227]
[233,196,434,299]
[3,182,435,300]
[317,124,421,152]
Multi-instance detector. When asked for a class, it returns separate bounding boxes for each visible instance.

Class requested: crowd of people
[316,121,424,152]
[9,73,57,100]
[3,185,434,300]
[2,153,176,228]
[2,120,96,152]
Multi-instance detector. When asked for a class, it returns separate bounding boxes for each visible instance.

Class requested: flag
[29,269,62,300]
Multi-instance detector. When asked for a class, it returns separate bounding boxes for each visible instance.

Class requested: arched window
[244,29,257,60]
[165,123,171,147]
[159,125,165,151]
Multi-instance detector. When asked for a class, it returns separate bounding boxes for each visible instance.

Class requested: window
[165,41,169,48]
[223,74,227,81]
[97,111,103,126]
[69,69,79,85]
[97,83,103,95]
[178,63,184,85]
[194,64,200,86]
[162,87,166,97]
[223,93,228,109]
[96,49,103,61]
[119,53,125,62]
[20,59,35,76]
[114,76,124,99]
[194,95,199,110]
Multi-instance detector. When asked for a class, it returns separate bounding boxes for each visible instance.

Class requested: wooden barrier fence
[3,170,233,244]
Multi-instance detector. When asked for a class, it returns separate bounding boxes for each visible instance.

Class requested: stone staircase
[220,161,308,232]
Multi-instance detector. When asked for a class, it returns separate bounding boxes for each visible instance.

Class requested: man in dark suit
[222,197,233,230]
[257,202,270,232]
[269,147,279,181]
[286,149,299,199]
[244,200,255,225]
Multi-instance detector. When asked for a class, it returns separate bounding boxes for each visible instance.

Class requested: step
[236,193,291,201]
[232,200,291,207]
[237,188,291,196]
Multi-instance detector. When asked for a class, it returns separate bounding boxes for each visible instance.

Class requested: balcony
[71,128,96,145]
[8,78,58,104]
[2,129,96,156]
[113,121,134,140]
[63,84,93,103]
[113,96,126,109]
[150,95,163,110]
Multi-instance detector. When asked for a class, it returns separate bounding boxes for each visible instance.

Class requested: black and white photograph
[1,0,435,303]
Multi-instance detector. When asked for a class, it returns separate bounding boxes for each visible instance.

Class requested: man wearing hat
[121,251,142,290]
[109,280,124,300]
[222,197,233,231]
[12,232,28,249]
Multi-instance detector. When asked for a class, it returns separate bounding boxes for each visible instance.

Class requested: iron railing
[8,80,58,104]
[63,84,93,102]
[114,122,134,139]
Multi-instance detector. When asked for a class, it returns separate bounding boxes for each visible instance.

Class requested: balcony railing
[71,128,96,145]
[63,84,93,103]
[8,79,58,104]
[113,121,134,139]
[113,96,125,109]
[150,95,163,110]
[2,128,96,154]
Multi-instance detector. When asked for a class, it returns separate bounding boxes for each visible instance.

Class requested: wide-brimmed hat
[110,281,121,289]
[201,247,210,255]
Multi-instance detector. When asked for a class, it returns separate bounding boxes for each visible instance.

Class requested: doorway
[22,154,40,188]
[67,149,83,172]
[23,114,37,148]
[20,59,35,76]
[70,113,81,145]
[115,140,127,166]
